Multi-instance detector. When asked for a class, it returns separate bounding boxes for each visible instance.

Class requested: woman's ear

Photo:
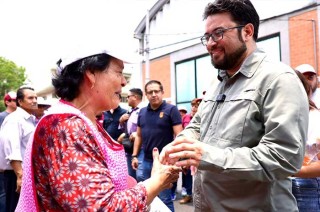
[84,70,96,89]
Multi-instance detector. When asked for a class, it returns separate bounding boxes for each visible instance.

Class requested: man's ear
[243,23,254,41]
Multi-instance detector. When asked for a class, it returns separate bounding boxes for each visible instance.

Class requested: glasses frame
[200,25,245,46]
[146,89,162,95]
[127,94,135,99]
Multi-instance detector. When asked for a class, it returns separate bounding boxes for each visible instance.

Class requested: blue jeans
[142,160,174,212]
[126,153,136,179]
[4,170,19,212]
[292,177,320,212]
[0,173,6,212]
[136,150,144,182]
[182,169,193,195]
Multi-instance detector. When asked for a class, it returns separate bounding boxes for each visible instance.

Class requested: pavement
[173,193,194,212]
[173,172,194,212]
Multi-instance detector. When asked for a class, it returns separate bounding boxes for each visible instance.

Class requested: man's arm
[131,126,142,170]
[10,160,22,193]
[173,124,183,137]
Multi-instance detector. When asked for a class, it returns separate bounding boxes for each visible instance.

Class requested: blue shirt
[103,106,127,140]
[138,101,181,161]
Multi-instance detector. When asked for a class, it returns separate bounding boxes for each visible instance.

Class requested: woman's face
[93,57,127,111]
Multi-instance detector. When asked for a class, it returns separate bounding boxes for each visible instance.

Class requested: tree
[0,57,27,111]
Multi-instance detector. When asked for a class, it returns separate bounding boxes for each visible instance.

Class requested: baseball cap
[178,106,188,113]
[37,97,51,106]
[191,98,202,106]
[3,91,16,103]
[295,64,316,74]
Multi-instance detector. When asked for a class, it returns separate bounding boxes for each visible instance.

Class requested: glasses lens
[201,36,207,46]
[147,90,161,95]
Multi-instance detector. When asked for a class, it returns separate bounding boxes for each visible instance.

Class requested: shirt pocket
[214,90,257,147]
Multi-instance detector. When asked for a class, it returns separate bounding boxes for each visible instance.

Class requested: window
[257,33,281,62]
[175,55,217,112]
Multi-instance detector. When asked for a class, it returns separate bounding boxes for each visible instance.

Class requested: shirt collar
[16,107,35,120]
[147,100,165,111]
[217,48,267,81]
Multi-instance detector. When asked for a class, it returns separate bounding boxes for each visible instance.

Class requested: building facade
[134,0,320,111]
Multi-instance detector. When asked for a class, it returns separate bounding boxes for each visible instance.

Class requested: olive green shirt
[180,49,309,211]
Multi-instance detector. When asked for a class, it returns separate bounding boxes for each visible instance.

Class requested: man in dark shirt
[132,80,182,211]
[103,95,127,141]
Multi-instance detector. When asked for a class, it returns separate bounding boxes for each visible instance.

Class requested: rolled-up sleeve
[3,120,23,163]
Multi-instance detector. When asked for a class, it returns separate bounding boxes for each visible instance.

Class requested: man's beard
[211,41,247,71]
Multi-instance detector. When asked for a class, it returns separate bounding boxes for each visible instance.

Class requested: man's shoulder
[0,111,9,117]
[162,102,178,111]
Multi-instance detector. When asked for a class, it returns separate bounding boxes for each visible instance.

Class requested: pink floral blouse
[32,113,147,211]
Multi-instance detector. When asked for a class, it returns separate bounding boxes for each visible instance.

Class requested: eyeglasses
[7,99,16,102]
[127,95,135,99]
[146,89,162,95]
[200,25,245,46]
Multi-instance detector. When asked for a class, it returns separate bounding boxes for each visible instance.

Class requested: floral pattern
[32,113,147,211]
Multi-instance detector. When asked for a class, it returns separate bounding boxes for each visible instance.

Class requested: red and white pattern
[16,101,148,211]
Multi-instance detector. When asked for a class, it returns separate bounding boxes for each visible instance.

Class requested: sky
[0,0,314,91]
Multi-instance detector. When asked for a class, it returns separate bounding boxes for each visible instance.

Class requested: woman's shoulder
[36,113,87,133]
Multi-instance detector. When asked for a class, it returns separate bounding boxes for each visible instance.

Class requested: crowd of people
[0,0,319,211]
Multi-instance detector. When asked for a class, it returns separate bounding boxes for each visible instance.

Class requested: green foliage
[0,57,27,111]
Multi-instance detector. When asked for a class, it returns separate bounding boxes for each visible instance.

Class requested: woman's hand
[142,148,181,205]
[151,148,181,190]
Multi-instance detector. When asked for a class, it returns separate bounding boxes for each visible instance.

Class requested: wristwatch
[131,155,138,161]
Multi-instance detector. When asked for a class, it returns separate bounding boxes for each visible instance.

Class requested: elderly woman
[16,49,180,211]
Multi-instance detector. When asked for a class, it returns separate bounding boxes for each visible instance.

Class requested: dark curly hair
[53,54,112,101]
[203,0,260,41]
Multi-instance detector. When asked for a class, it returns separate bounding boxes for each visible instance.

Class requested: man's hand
[160,136,203,169]
[119,113,130,124]
[10,160,23,193]
[16,174,22,193]
[132,156,139,170]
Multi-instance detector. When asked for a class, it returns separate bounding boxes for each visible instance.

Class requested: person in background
[177,106,187,119]
[0,91,17,211]
[178,98,202,204]
[132,80,183,211]
[33,97,51,123]
[0,87,37,212]
[292,70,320,211]
[296,64,320,108]
[103,94,127,141]
[15,49,180,211]
[0,91,17,126]
[171,106,188,201]
[118,88,145,181]
[160,0,309,211]
[96,111,104,125]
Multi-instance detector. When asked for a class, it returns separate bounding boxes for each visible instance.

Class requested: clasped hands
[150,137,203,189]
[159,136,203,170]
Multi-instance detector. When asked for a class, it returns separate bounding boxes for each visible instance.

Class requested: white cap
[57,45,142,73]
[37,97,51,106]
[295,64,316,74]
[178,106,188,113]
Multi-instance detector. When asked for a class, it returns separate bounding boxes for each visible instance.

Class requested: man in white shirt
[0,87,37,212]
[296,64,320,108]
[0,91,17,211]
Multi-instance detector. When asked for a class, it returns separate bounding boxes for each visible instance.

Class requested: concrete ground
[173,172,194,212]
